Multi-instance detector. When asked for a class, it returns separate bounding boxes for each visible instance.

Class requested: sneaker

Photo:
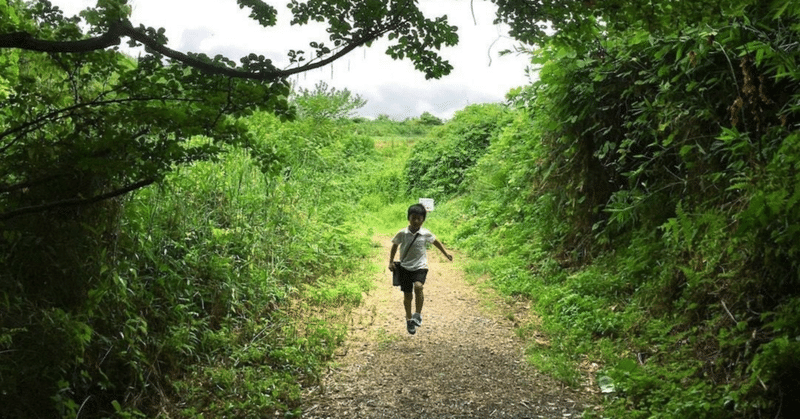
[406,319,417,335]
[411,313,422,327]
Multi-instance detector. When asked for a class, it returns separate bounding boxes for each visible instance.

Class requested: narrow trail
[302,235,596,419]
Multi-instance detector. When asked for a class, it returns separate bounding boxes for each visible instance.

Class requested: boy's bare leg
[404,292,413,319]
[414,282,424,314]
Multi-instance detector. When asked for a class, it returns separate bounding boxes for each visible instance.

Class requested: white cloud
[52,0,533,120]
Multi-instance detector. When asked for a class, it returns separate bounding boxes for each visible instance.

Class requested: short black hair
[407,203,427,220]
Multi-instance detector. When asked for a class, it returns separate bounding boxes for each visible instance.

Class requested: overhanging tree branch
[0,178,156,221]
[0,25,124,53]
[0,96,204,149]
[0,19,403,81]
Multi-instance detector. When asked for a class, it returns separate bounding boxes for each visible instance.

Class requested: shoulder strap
[399,233,420,262]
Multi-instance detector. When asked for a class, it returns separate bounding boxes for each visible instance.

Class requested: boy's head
[407,203,427,221]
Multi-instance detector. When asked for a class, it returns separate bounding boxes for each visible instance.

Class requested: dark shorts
[398,266,428,293]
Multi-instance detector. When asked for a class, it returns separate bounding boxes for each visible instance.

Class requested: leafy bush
[291,81,366,121]
[351,114,437,137]
[405,103,512,199]
[451,2,800,418]
[0,105,382,417]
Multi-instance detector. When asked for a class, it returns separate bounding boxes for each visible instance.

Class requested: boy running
[389,203,453,334]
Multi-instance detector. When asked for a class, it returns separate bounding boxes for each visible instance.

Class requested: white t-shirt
[392,227,436,271]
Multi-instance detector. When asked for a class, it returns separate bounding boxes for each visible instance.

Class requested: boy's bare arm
[389,243,399,270]
[433,239,453,261]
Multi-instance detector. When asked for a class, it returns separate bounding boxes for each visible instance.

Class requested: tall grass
[0,109,416,418]
[128,112,445,418]
[121,116,387,418]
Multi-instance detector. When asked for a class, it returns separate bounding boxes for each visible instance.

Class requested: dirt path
[301,235,596,418]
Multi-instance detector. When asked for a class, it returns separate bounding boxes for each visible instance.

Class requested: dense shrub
[453,2,800,417]
[0,109,378,417]
[405,103,512,199]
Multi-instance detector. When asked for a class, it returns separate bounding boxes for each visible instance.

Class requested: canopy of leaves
[492,0,745,52]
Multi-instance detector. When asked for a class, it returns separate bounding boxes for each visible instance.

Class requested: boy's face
[408,213,425,232]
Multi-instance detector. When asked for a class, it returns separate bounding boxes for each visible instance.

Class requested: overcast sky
[52,0,533,120]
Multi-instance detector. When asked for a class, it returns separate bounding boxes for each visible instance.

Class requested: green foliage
[357,151,411,212]
[451,1,800,418]
[455,105,569,261]
[491,0,732,52]
[405,103,512,199]
[288,0,458,79]
[351,113,440,137]
[0,104,382,417]
[6,1,800,418]
[0,2,294,228]
[291,80,366,121]
[1,9,462,411]
[171,312,347,419]
[417,111,443,126]
[0,0,19,101]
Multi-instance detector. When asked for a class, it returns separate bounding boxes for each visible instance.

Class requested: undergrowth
[444,4,800,418]
[5,3,800,418]
[0,108,412,417]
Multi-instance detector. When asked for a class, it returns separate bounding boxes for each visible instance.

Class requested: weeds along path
[301,235,595,419]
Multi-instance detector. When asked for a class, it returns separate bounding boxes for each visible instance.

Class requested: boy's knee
[404,292,413,300]
[413,282,424,292]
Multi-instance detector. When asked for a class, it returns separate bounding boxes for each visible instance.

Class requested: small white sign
[419,198,434,212]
